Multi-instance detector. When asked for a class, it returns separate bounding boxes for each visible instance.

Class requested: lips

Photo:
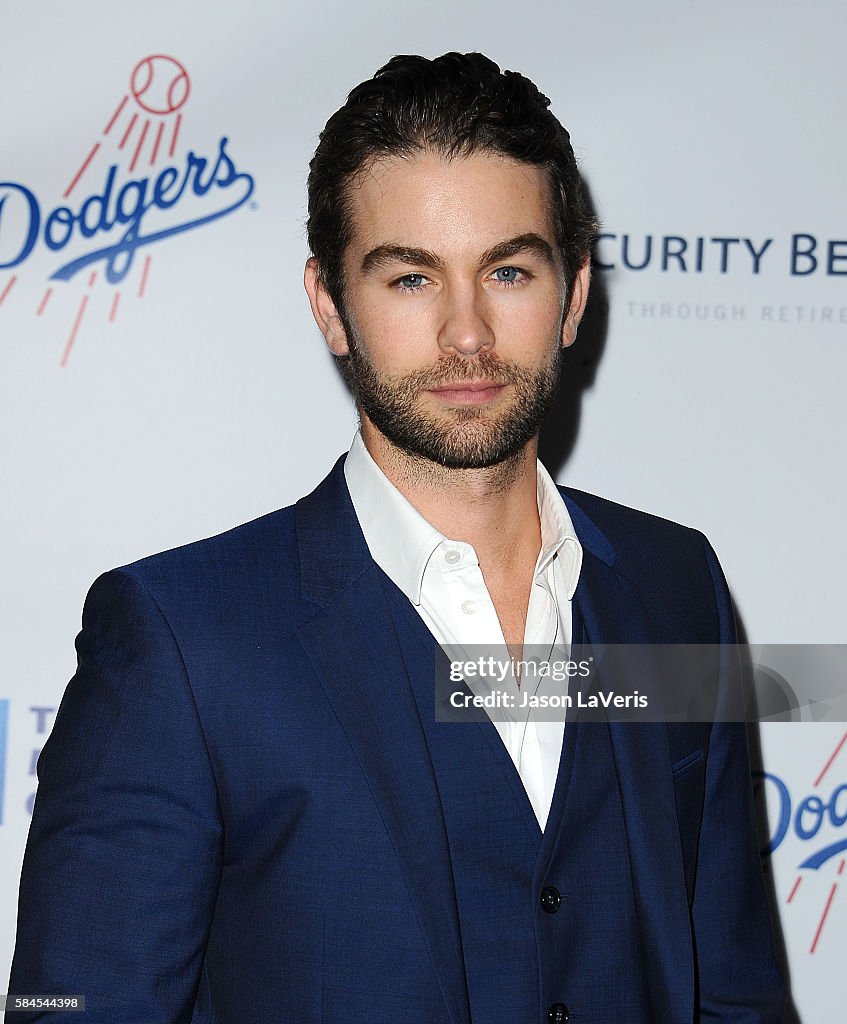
[427,380,507,404]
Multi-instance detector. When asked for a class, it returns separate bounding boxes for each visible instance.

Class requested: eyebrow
[360,232,557,275]
[361,245,444,274]
[478,233,557,270]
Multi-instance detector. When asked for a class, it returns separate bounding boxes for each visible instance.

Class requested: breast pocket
[672,749,705,780]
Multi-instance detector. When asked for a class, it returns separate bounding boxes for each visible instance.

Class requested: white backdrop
[1,2,845,1019]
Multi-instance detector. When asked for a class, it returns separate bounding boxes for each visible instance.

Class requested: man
[8,53,784,1023]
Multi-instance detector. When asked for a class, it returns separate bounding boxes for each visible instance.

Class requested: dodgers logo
[0,54,255,365]
[755,729,847,954]
[0,699,9,826]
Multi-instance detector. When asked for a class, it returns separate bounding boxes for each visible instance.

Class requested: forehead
[345,149,556,258]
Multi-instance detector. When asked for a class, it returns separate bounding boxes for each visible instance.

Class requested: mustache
[398,353,531,390]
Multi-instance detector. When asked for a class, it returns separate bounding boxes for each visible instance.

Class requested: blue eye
[397,273,426,290]
[493,266,521,284]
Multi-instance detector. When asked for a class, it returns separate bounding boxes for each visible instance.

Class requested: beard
[335,325,564,470]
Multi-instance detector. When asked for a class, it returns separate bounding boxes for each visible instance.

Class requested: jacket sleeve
[692,538,786,1022]
[6,569,223,1024]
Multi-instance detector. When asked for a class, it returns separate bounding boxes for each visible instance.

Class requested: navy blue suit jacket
[7,457,785,1022]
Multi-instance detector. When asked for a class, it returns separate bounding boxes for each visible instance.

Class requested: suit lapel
[295,462,471,1024]
[567,522,695,1020]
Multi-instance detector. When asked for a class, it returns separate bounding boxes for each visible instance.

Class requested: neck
[360,418,542,572]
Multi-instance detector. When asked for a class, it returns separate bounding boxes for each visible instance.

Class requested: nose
[437,283,494,357]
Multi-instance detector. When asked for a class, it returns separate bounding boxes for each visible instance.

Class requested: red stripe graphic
[109,292,121,323]
[88,271,97,288]
[138,256,151,298]
[815,731,847,788]
[786,876,802,904]
[64,143,100,198]
[169,113,182,157]
[36,287,53,316]
[119,112,138,150]
[103,95,128,136]
[129,120,150,173]
[61,295,89,367]
[0,276,17,306]
[809,883,839,954]
[150,122,165,166]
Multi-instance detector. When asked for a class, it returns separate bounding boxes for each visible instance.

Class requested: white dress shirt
[344,433,583,830]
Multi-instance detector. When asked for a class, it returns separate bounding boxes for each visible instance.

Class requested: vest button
[548,1003,569,1022]
[540,886,562,913]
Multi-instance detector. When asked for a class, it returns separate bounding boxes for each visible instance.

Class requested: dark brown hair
[307,52,596,311]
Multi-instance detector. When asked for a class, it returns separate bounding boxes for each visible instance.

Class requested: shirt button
[548,1004,569,1023]
[461,599,477,615]
[444,549,461,564]
[540,886,561,914]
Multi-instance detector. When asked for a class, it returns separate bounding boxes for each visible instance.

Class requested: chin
[384,414,535,470]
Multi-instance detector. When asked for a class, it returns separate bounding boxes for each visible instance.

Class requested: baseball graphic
[130,54,190,115]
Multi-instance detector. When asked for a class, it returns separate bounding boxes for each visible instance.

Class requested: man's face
[307,149,588,469]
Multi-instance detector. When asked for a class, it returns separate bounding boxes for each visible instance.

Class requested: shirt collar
[344,431,582,604]
[344,432,443,604]
[535,458,583,598]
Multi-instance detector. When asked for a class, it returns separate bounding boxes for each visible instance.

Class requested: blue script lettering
[0,184,40,267]
[755,770,847,868]
[0,136,254,284]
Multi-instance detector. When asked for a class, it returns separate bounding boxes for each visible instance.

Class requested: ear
[560,259,591,348]
[304,257,350,356]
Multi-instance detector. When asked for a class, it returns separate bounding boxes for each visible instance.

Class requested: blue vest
[383,574,653,1023]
